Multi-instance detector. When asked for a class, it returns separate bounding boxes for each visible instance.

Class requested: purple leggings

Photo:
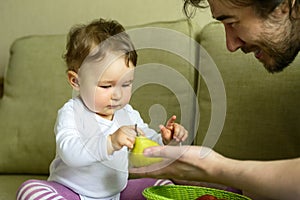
[16,178,173,200]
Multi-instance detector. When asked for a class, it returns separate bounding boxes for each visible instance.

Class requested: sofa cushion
[0,175,47,200]
[0,18,200,174]
[196,22,300,160]
[0,34,68,174]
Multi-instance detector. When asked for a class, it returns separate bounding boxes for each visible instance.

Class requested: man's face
[208,0,299,73]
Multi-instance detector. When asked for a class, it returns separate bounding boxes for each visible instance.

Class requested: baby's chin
[96,112,114,120]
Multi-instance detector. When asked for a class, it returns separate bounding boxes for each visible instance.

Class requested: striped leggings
[16,178,174,200]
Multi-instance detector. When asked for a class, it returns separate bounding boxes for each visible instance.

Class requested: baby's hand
[160,115,188,144]
[108,126,137,154]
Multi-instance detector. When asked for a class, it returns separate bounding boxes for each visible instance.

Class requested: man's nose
[224,24,245,52]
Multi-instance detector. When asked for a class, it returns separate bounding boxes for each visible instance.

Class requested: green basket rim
[142,185,251,200]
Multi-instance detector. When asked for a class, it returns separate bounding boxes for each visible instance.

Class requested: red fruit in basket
[195,194,218,200]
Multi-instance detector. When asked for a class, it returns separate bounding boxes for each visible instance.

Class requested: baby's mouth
[108,105,121,109]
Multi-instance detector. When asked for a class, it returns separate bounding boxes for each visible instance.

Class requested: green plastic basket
[143,185,251,200]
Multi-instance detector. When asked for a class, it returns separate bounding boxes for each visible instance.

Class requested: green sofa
[1,18,300,200]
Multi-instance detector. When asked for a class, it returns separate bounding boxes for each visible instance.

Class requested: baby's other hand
[160,115,188,144]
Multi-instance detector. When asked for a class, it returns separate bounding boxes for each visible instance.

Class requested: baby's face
[78,54,134,120]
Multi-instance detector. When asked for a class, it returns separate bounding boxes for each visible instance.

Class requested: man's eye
[227,21,239,28]
[229,22,235,27]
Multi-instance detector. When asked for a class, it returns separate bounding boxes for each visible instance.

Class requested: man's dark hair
[183,0,299,19]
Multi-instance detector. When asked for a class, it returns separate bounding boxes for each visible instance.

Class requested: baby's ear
[67,70,80,91]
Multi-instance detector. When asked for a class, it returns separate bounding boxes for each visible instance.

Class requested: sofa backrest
[0,19,200,174]
[1,18,300,175]
[0,34,68,174]
[196,22,300,160]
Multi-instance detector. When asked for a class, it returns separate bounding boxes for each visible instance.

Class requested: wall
[0,0,213,80]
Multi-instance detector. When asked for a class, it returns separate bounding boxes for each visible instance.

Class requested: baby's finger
[159,124,166,133]
[125,137,135,149]
[120,126,136,137]
[179,129,189,142]
[173,124,188,142]
[172,123,180,141]
[159,125,171,135]
[165,115,176,129]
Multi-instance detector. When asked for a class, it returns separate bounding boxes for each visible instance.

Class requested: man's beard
[242,18,299,73]
[262,42,298,73]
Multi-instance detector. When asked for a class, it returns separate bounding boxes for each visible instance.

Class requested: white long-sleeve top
[48,97,163,200]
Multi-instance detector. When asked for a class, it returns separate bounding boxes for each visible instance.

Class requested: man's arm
[130,145,300,200]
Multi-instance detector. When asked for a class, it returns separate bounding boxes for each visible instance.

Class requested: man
[130,1,300,199]
[186,0,299,73]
